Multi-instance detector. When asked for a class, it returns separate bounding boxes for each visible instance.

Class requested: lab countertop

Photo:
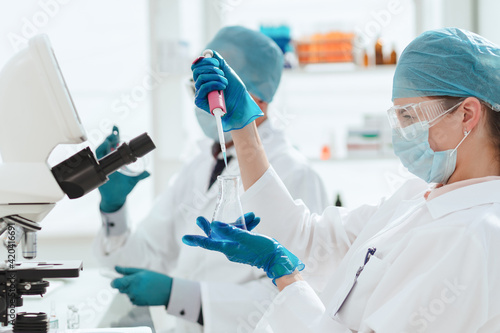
[0,267,152,332]
[0,328,151,333]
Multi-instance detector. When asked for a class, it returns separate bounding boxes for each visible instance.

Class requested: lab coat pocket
[334,255,389,331]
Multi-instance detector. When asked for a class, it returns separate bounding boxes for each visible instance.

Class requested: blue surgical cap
[206,26,284,103]
[393,27,500,111]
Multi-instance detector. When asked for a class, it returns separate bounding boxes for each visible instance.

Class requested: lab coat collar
[426,179,500,219]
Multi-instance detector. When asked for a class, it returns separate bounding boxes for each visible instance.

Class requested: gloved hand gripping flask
[211,175,247,239]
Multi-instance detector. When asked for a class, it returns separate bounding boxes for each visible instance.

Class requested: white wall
[478,0,500,45]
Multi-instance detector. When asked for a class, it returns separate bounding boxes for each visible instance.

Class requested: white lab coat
[94,121,329,333]
[242,167,500,333]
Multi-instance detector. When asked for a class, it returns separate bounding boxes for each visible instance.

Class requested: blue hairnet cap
[393,27,500,111]
[206,26,284,103]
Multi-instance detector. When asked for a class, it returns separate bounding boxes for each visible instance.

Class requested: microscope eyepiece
[51,132,155,199]
[130,133,156,158]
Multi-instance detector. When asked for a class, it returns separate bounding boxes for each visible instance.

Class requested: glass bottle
[363,48,370,67]
[211,175,246,239]
[335,193,343,207]
[390,43,397,65]
[49,301,58,329]
[375,38,384,65]
[66,305,80,329]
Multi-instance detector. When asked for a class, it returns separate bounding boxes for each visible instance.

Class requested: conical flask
[211,175,246,239]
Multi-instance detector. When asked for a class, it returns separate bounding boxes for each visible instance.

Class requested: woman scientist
[185,27,500,332]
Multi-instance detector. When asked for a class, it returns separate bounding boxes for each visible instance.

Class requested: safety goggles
[387,99,464,141]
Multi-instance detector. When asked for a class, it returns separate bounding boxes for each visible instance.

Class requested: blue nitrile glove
[111,267,173,307]
[191,50,264,131]
[96,126,150,213]
[182,215,304,285]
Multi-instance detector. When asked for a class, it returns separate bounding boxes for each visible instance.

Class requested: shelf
[283,63,397,75]
[309,156,398,163]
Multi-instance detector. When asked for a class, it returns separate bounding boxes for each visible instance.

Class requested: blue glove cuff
[265,246,305,285]
[222,95,263,131]
[100,200,126,213]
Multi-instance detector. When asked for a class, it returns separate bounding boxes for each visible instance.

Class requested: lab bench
[0,268,152,333]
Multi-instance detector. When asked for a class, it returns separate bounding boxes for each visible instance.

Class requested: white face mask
[195,107,233,143]
[392,124,470,184]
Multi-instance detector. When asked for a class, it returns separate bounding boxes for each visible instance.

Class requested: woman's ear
[461,97,482,132]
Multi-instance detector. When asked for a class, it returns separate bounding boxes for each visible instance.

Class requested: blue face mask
[195,107,233,143]
[392,123,470,184]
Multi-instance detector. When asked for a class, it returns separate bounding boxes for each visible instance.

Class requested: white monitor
[0,34,86,163]
[0,34,87,205]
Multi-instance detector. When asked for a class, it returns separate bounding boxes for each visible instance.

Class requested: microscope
[0,35,155,332]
